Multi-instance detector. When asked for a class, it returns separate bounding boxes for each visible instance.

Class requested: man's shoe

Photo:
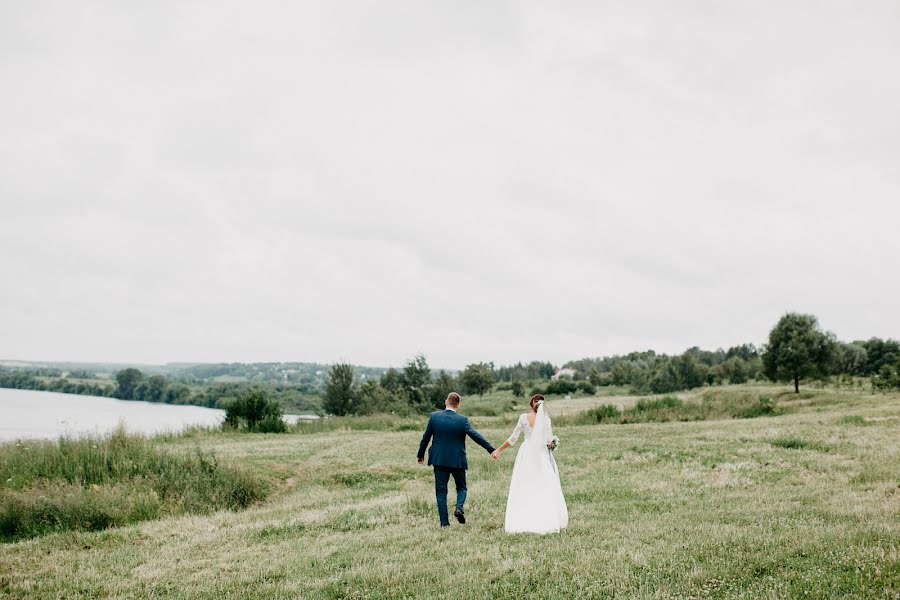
[454,507,466,524]
[440,524,450,529]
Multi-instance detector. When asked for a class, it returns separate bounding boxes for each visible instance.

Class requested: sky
[1,1,899,370]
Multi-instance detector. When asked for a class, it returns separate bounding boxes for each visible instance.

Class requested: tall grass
[0,427,268,541]
[559,391,780,426]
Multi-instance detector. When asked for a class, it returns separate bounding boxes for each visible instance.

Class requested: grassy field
[1,384,898,598]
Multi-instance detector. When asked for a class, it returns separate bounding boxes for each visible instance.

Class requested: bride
[492,394,568,534]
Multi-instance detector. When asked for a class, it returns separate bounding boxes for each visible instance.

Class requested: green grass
[0,385,898,598]
[0,427,268,542]
[560,390,781,425]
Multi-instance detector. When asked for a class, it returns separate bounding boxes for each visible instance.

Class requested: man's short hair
[446,392,461,406]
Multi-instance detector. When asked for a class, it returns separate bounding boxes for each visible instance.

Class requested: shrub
[734,395,778,418]
[0,428,267,541]
[256,414,287,433]
[581,404,621,423]
[634,396,684,412]
[224,389,286,432]
[558,392,781,427]
[577,381,597,395]
[545,379,579,395]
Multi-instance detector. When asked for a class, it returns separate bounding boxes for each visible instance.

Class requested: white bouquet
[547,436,560,451]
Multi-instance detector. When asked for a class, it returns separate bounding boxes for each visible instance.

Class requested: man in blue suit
[417,392,496,528]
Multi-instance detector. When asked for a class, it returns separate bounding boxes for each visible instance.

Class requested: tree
[355,380,401,415]
[860,338,900,375]
[143,375,167,403]
[380,368,402,393]
[762,313,837,393]
[721,357,749,384]
[726,344,759,362]
[429,370,458,409]
[402,354,432,412]
[114,368,143,400]
[224,389,284,432]
[460,363,495,397]
[323,363,356,416]
[673,353,708,389]
[834,342,867,376]
[164,384,192,404]
[511,381,524,397]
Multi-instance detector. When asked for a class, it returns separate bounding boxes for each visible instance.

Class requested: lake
[0,388,313,442]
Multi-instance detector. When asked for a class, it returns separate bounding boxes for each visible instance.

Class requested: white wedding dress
[503,402,569,534]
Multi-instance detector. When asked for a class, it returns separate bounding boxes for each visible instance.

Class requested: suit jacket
[417,409,495,470]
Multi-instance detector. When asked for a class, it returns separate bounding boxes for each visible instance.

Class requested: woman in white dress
[492,394,568,534]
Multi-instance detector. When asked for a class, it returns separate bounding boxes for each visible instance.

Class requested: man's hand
[417,457,424,465]
[491,449,500,460]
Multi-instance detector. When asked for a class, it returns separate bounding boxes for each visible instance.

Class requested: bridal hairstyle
[529,394,545,412]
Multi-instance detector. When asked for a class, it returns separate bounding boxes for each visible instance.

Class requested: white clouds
[1,1,898,368]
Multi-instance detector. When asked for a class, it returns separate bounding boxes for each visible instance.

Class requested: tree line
[2,312,898,417]
[0,368,114,398]
[318,312,900,416]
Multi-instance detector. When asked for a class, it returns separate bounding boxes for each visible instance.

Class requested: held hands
[491,449,501,460]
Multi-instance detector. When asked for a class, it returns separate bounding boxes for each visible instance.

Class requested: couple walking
[416,392,568,534]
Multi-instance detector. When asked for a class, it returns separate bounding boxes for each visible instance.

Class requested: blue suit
[417,409,495,526]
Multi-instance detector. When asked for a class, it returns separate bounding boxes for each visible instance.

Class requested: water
[0,388,314,442]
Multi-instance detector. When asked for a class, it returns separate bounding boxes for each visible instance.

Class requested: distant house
[551,368,577,380]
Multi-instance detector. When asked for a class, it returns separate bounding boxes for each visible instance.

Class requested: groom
[417,392,496,528]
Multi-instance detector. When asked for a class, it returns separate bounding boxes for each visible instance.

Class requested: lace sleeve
[507,415,525,446]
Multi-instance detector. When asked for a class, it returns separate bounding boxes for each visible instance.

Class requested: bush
[634,396,684,412]
[256,414,287,433]
[733,395,778,418]
[577,381,597,395]
[557,392,781,427]
[545,379,579,395]
[580,404,621,424]
[0,428,268,541]
[224,389,286,432]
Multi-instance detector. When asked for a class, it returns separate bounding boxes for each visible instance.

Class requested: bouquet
[547,436,560,451]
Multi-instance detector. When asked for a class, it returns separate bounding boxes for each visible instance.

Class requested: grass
[291,414,423,434]
[0,385,898,598]
[0,426,268,542]
[768,437,833,452]
[560,390,781,426]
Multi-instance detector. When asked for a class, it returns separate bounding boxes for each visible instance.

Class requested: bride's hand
[491,449,501,460]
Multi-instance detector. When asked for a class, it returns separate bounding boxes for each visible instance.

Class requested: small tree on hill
[324,362,356,416]
[762,313,836,393]
[460,363,495,397]
[402,354,433,412]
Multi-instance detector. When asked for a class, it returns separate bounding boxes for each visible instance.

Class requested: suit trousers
[433,466,467,526]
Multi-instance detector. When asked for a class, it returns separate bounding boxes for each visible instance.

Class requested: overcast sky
[1,1,898,369]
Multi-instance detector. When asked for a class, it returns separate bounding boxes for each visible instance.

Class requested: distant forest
[1,313,899,416]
